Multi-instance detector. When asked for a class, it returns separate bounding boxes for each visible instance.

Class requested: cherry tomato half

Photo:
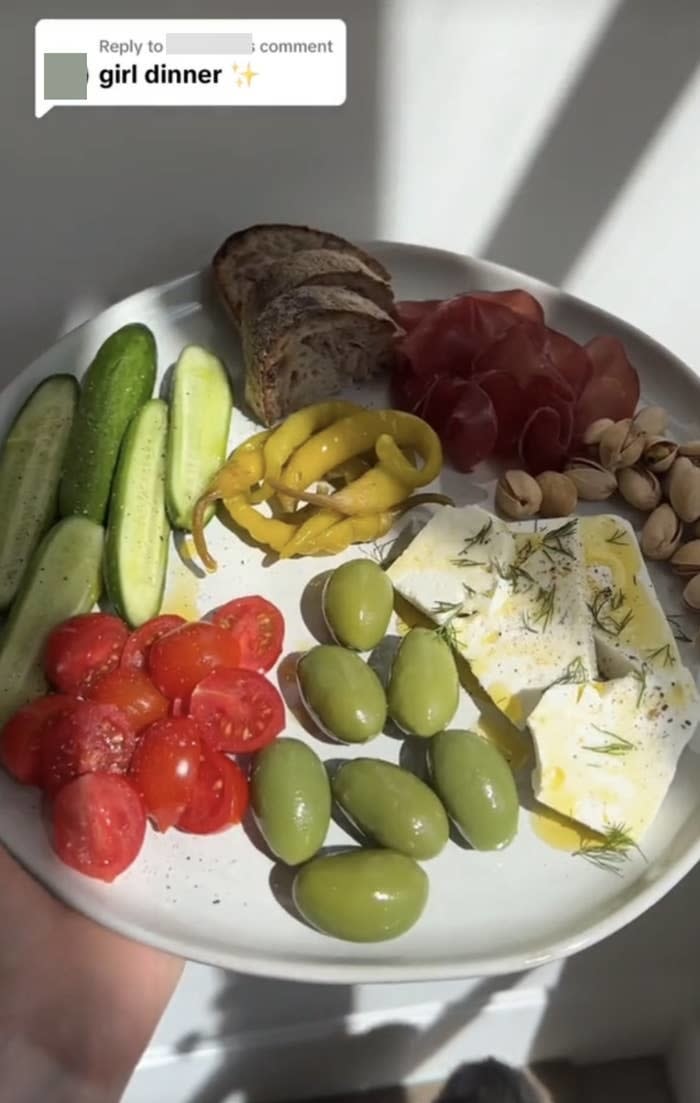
[148,622,242,701]
[44,613,129,696]
[128,717,201,832]
[0,694,77,786]
[178,743,249,834]
[51,773,146,882]
[120,614,187,672]
[190,668,285,754]
[212,596,285,673]
[87,669,169,732]
[41,700,137,796]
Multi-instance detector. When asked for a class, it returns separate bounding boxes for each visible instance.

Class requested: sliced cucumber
[104,398,170,628]
[0,374,79,610]
[165,344,233,531]
[60,322,157,524]
[0,517,104,724]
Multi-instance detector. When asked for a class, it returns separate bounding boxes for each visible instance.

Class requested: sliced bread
[241,248,395,324]
[242,285,401,425]
[213,223,391,327]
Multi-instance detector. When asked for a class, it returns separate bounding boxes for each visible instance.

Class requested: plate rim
[3,238,700,983]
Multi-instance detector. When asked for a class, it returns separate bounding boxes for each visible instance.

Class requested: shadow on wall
[1,0,384,379]
[483,0,700,287]
[177,973,518,1103]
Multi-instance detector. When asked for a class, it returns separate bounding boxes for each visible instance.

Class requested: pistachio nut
[617,465,661,512]
[564,457,617,501]
[667,456,700,523]
[598,418,645,471]
[495,470,542,520]
[535,471,578,518]
[683,573,700,611]
[679,440,700,460]
[670,540,700,578]
[643,436,678,475]
[640,503,683,561]
[582,418,614,446]
[666,456,689,501]
[632,405,669,437]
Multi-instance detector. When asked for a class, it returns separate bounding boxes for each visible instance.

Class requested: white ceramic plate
[2,242,700,983]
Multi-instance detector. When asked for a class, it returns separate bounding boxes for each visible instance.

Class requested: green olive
[332,758,449,860]
[293,849,428,942]
[251,739,331,865]
[428,729,519,850]
[322,559,394,651]
[297,645,387,743]
[388,627,459,737]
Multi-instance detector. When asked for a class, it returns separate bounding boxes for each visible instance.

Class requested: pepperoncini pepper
[277,410,442,513]
[192,431,293,570]
[192,405,447,568]
[306,494,454,556]
[253,400,361,505]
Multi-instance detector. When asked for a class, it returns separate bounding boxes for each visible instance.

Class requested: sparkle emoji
[232,62,258,88]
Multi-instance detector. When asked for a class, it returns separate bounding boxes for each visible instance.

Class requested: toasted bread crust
[241,249,395,323]
[213,223,391,326]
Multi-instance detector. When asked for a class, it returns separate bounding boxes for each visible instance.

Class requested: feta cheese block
[528,513,699,839]
[386,504,514,625]
[529,670,698,839]
[580,514,687,680]
[388,507,597,729]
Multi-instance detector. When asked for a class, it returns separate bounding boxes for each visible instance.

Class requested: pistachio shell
[632,405,669,436]
[582,418,614,446]
[679,441,700,459]
[683,573,700,611]
[495,470,542,520]
[535,471,577,518]
[643,436,678,475]
[598,419,645,471]
[640,503,683,561]
[691,520,700,540]
[617,465,661,512]
[666,456,689,501]
[668,456,700,523]
[670,540,700,578]
[564,458,617,501]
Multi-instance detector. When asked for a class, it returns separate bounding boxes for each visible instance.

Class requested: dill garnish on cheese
[583,725,636,756]
[587,586,634,637]
[573,822,642,875]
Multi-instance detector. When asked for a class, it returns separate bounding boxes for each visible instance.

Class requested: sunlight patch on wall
[565,63,700,365]
[376,0,620,257]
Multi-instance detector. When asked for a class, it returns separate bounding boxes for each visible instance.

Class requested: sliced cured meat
[585,335,640,408]
[472,320,548,387]
[421,375,472,432]
[472,289,545,325]
[545,329,592,397]
[401,294,520,378]
[395,300,440,333]
[519,407,567,474]
[573,375,634,439]
[396,288,545,333]
[391,352,433,415]
[525,375,574,452]
[472,324,574,457]
[440,381,498,472]
[477,368,574,459]
[477,370,527,454]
